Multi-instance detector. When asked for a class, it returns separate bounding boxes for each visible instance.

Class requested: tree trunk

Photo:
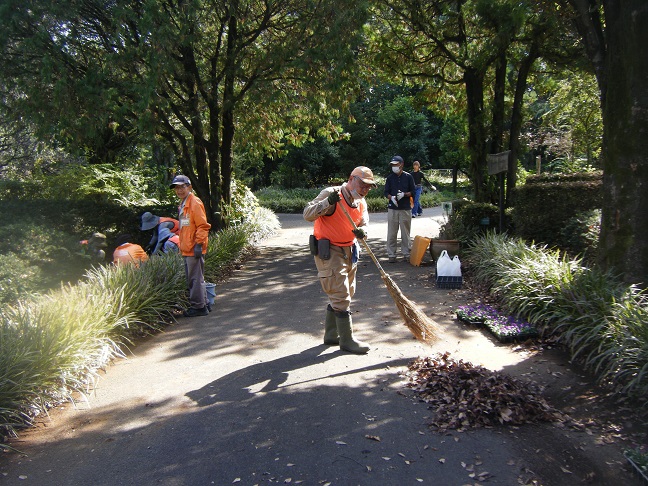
[598,1,648,286]
[490,51,506,155]
[508,42,539,206]
[464,68,488,202]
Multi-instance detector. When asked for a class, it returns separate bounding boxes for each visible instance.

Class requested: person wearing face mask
[303,166,377,354]
[384,155,416,263]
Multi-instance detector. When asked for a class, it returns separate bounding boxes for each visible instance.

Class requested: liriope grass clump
[0,251,187,439]
[466,232,648,408]
[85,251,187,336]
[0,281,131,436]
[0,209,279,441]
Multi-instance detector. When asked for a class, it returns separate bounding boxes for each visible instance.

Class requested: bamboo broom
[338,202,438,344]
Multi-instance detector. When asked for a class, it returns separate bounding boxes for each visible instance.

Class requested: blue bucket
[205,283,216,306]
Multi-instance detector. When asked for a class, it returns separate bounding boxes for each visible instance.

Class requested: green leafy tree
[371,95,430,169]
[369,0,581,204]
[0,0,369,228]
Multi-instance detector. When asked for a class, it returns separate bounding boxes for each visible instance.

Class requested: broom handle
[337,201,388,278]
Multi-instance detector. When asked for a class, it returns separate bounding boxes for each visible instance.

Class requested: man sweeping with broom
[303,167,377,354]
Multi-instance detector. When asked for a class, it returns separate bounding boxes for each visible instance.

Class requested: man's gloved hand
[194,244,203,258]
[390,196,397,206]
[396,190,405,200]
[327,190,340,205]
[352,228,366,239]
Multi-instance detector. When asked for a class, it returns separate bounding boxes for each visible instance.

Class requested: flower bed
[455,304,499,325]
[456,304,538,342]
[483,315,539,342]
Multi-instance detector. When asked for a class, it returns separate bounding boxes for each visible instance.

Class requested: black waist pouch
[309,234,318,256]
[317,238,331,260]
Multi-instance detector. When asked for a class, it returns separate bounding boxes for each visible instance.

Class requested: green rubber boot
[335,311,369,354]
[323,305,339,345]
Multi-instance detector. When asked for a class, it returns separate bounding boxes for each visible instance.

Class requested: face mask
[392,166,401,174]
[350,188,362,200]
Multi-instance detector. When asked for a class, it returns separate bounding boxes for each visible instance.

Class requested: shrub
[466,232,648,408]
[438,201,499,243]
[0,255,43,305]
[559,209,601,263]
[511,171,602,246]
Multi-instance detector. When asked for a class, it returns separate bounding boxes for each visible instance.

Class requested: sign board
[441,201,453,216]
[487,151,510,175]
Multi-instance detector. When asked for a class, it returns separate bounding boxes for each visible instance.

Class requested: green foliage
[226,179,262,225]
[255,187,320,214]
[2,164,171,207]
[438,115,470,170]
[0,173,259,304]
[511,171,602,246]
[85,253,187,336]
[438,201,500,242]
[270,137,342,188]
[625,447,648,475]
[0,207,276,438]
[0,254,43,305]
[1,0,370,211]
[466,232,648,409]
[526,72,602,169]
[204,207,280,284]
[371,96,431,164]
[255,183,448,214]
[559,209,601,264]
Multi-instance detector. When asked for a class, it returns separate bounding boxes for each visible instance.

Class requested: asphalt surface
[1,210,643,485]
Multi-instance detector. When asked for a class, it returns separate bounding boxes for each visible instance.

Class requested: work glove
[327,190,341,205]
[352,228,366,239]
[390,196,397,206]
[396,190,405,201]
[194,244,203,259]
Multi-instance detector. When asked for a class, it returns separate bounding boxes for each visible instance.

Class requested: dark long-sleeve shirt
[384,171,416,210]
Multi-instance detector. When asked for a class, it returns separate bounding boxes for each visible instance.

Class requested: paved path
[1,211,641,485]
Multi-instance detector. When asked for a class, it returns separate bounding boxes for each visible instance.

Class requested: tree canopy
[0,0,369,227]
[1,0,647,284]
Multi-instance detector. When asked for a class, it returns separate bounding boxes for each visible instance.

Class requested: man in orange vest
[303,166,377,354]
[170,174,211,317]
[140,212,180,255]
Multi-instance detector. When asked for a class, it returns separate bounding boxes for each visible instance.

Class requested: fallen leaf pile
[405,352,565,431]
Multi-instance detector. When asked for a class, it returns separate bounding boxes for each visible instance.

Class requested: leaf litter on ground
[404,352,570,432]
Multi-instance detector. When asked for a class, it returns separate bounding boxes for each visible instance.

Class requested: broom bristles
[381,274,438,344]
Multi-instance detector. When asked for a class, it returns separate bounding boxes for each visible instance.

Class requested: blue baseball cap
[169,175,191,188]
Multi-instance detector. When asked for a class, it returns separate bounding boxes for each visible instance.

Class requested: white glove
[396,191,404,201]
[390,196,397,206]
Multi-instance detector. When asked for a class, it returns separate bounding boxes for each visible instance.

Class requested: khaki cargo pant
[314,243,357,313]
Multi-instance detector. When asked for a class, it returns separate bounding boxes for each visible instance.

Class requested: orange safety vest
[159,217,180,235]
[113,243,149,267]
[313,196,365,247]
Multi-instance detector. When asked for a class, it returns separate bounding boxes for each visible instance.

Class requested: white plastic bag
[449,255,462,277]
[436,250,453,276]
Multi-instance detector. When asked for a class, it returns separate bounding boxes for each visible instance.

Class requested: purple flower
[456,304,538,339]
